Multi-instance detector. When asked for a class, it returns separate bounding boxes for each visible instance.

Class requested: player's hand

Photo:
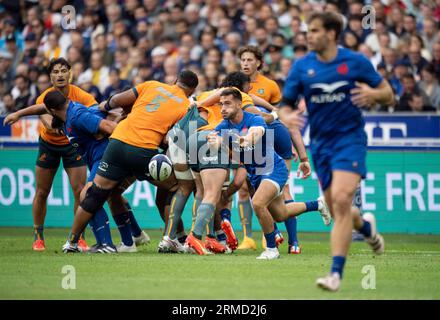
[3,113,20,126]
[297,161,311,179]
[281,110,305,130]
[207,131,221,148]
[98,101,108,113]
[350,82,375,108]
[292,147,299,162]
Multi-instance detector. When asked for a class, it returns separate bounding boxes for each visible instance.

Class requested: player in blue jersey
[42,90,147,253]
[209,88,331,259]
[279,12,392,291]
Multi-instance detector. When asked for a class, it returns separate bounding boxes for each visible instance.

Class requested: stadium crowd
[0,0,440,115]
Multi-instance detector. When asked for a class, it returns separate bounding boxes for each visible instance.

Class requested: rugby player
[279,12,390,291]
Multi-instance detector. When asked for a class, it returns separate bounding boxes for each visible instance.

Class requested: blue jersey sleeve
[215,120,229,136]
[72,106,102,135]
[282,59,303,107]
[356,54,383,88]
[249,114,267,130]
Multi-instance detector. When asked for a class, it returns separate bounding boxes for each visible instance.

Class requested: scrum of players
[4,45,332,259]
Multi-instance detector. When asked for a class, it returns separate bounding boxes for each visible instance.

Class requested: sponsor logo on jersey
[310,81,349,104]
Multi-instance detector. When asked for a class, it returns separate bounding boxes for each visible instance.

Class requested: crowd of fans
[1,0,440,116]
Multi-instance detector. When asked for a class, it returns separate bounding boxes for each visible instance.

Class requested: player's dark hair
[177,70,199,89]
[43,90,67,111]
[308,11,344,41]
[220,88,242,102]
[48,57,71,73]
[220,71,250,91]
[237,45,264,70]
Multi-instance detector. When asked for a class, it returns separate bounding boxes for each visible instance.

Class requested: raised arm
[3,103,48,126]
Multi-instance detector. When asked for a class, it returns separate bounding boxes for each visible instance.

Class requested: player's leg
[237,181,255,249]
[32,166,57,251]
[282,159,299,253]
[164,163,194,242]
[352,205,385,255]
[63,140,128,252]
[187,168,228,255]
[251,180,281,260]
[316,170,359,291]
[64,165,88,249]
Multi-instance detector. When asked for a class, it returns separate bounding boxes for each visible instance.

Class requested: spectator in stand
[0,92,16,115]
[419,64,440,110]
[13,75,31,110]
[103,67,129,100]
[407,93,436,112]
[397,73,431,111]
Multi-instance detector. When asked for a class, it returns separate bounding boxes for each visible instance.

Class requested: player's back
[290,47,382,141]
[111,81,190,149]
[65,102,108,165]
[249,73,281,105]
[37,85,98,145]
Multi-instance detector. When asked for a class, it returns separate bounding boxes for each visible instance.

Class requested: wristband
[300,157,309,163]
[104,96,113,112]
[271,110,279,121]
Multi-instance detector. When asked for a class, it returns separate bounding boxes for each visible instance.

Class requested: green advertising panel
[1,150,439,234]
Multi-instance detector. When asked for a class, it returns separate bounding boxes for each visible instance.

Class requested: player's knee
[35,187,51,200]
[79,183,111,214]
[331,191,352,212]
[72,183,86,200]
[251,200,265,214]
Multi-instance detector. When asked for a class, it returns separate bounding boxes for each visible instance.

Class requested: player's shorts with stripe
[36,137,85,169]
[311,130,367,191]
[269,120,293,160]
[97,138,159,182]
[249,159,289,196]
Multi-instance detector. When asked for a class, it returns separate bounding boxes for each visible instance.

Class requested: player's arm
[100,88,137,114]
[98,119,117,135]
[240,125,265,147]
[290,127,311,179]
[3,103,48,125]
[249,94,275,111]
[350,80,395,108]
[221,166,248,203]
[196,89,222,109]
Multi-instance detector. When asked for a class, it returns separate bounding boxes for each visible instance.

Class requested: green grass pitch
[1,227,439,299]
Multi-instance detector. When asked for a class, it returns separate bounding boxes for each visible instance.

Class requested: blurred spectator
[77,70,102,102]
[204,62,220,90]
[397,73,431,111]
[407,93,436,112]
[12,75,31,110]
[150,46,167,81]
[0,93,16,116]
[421,17,438,52]
[0,17,24,51]
[342,30,360,52]
[163,56,179,85]
[265,44,283,74]
[419,64,440,110]
[406,42,429,79]
[86,51,110,93]
[5,33,23,71]
[103,67,129,100]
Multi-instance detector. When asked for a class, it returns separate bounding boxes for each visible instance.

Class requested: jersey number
[146,95,167,112]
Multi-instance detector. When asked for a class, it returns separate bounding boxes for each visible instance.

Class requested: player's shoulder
[292,52,316,70]
[339,47,366,61]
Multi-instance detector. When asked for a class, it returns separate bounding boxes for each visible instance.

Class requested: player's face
[307,19,332,53]
[220,95,241,119]
[240,52,260,76]
[50,64,71,88]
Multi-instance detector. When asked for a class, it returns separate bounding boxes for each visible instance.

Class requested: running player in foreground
[279,12,392,291]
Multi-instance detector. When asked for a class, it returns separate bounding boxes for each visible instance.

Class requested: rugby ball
[148,154,173,181]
